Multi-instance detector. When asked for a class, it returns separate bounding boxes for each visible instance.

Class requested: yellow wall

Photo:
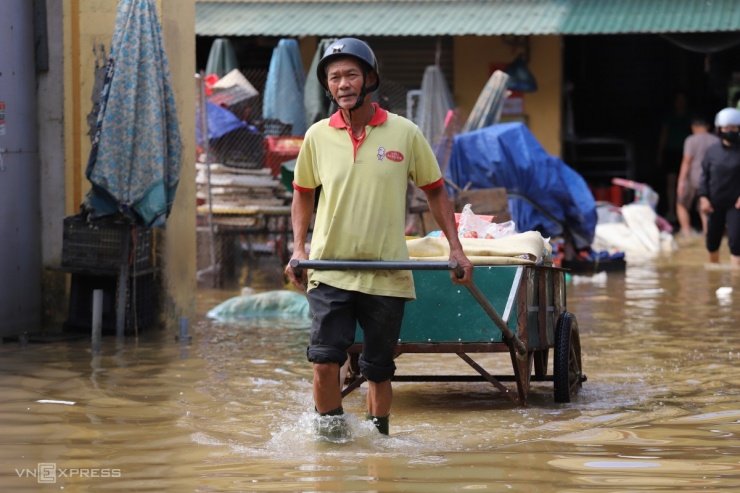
[453,35,562,157]
[160,0,197,328]
[527,36,562,156]
[63,0,117,212]
[299,36,318,73]
[62,0,196,330]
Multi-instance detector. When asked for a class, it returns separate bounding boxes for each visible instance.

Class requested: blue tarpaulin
[84,0,182,227]
[196,102,247,144]
[446,122,597,250]
[263,39,307,136]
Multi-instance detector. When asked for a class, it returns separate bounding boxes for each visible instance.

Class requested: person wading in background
[676,117,720,237]
[286,38,473,439]
[698,107,740,267]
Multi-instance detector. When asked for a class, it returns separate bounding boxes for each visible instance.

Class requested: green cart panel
[355,265,523,343]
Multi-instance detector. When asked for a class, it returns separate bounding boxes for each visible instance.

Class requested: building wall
[0,1,42,335]
[159,0,197,329]
[527,36,563,157]
[62,0,116,213]
[453,35,562,157]
[50,0,196,331]
[39,0,68,325]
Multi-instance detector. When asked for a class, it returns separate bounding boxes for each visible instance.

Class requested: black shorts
[306,283,405,383]
[706,205,740,256]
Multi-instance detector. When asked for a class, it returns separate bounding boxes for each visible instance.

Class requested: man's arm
[285,188,315,291]
[422,184,473,286]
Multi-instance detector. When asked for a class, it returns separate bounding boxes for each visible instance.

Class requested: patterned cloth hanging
[84,0,182,227]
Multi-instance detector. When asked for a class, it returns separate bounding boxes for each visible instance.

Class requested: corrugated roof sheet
[196,0,740,37]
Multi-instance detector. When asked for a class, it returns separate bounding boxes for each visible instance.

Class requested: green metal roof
[196,0,740,37]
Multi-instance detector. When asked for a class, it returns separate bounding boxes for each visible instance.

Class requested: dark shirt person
[698,107,740,267]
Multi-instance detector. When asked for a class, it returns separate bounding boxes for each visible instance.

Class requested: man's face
[720,125,740,133]
[326,57,375,109]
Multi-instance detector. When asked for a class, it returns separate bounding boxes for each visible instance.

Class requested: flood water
[2,238,740,492]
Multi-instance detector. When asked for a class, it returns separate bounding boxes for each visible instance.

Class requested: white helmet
[714,107,740,127]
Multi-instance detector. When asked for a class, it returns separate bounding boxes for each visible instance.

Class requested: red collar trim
[328,102,387,128]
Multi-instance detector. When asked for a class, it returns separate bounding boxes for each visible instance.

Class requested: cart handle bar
[290,259,456,273]
[289,259,528,358]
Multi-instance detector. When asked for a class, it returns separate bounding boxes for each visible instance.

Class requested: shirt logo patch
[386,150,404,162]
[377,147,386,161]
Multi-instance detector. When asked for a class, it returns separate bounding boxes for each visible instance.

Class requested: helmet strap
[349,68,375,113]
[324,87,366,112]
[350,85,369,112]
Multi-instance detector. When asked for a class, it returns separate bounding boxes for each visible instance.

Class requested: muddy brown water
[1,239,739,492]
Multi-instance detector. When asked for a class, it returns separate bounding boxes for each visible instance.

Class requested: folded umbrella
[263,38,307,136]
[84,0,182,227]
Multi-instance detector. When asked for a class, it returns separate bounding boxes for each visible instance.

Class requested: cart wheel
[553,311,583,403]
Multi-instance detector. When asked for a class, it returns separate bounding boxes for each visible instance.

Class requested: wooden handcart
[291,260,586,406]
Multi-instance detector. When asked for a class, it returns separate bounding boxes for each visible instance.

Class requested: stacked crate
[61,215,158,335]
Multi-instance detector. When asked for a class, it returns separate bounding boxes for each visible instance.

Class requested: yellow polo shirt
[293,103,443,299]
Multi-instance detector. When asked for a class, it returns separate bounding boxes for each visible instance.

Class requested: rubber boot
[366,413,389,435]
[314,406,350,442]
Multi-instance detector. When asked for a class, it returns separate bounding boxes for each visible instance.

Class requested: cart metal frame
[291,260,585,406]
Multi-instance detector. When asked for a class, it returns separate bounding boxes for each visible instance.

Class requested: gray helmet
[316,38,380,92]
[715,107,740,127]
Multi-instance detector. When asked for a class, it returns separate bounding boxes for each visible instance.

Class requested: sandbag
[207,290,309,321]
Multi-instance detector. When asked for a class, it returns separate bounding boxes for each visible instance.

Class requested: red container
[609,184,624,206]
[592,186,610,202]
[263,136,304,177]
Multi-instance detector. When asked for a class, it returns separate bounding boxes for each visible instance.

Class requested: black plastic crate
[62,215,153,272]
[261,118,292,136]
[63,272,159,335]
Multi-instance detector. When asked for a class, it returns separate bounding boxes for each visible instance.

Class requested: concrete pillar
[0,0,42,336]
